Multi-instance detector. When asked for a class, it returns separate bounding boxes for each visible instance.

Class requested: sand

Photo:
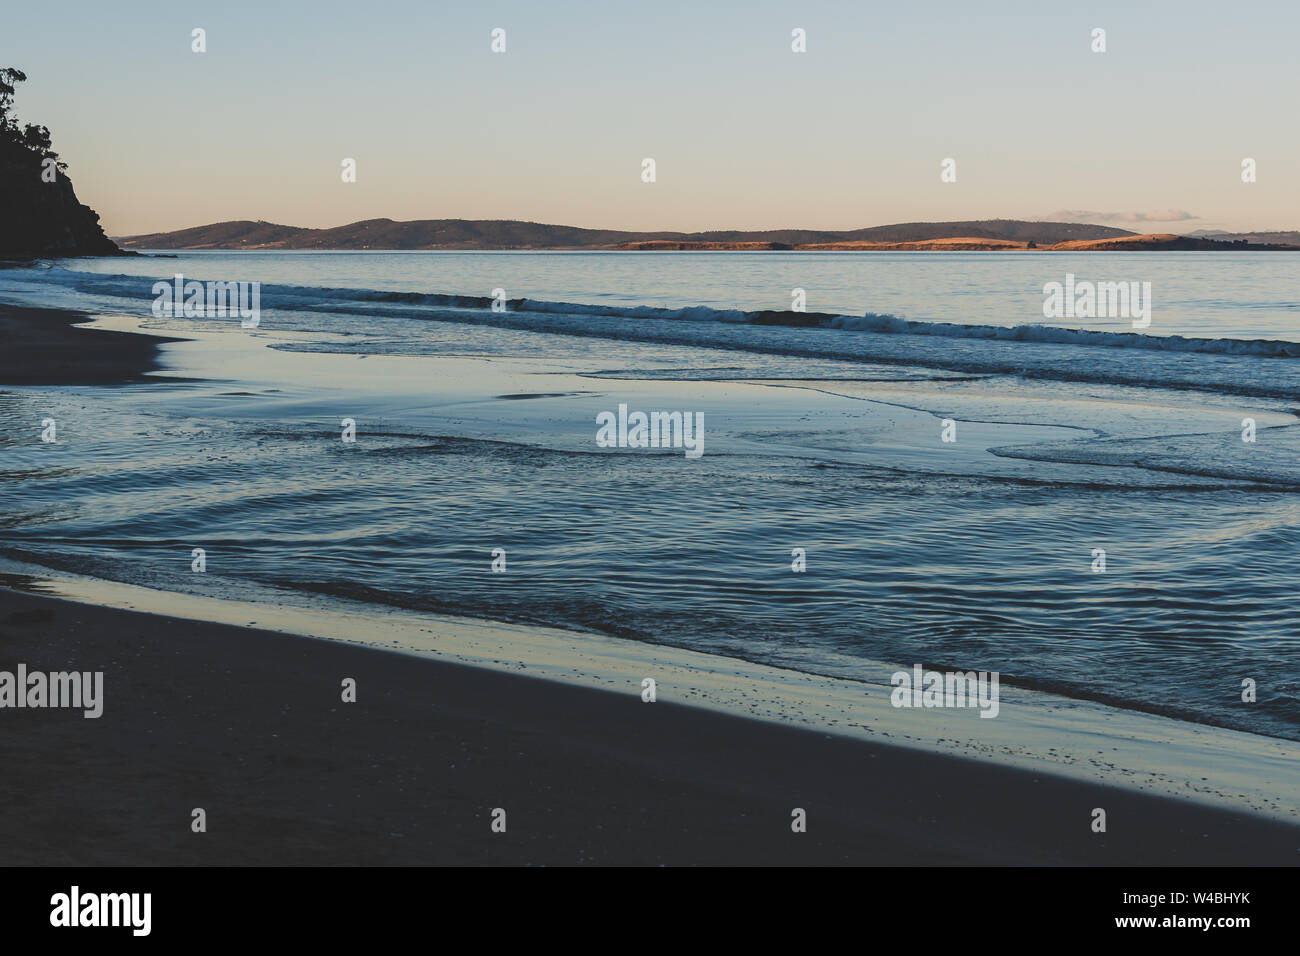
[0,304,181,384]
[0,585,1297,866]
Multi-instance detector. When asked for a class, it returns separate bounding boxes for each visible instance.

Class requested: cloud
[1038,209,1199,224]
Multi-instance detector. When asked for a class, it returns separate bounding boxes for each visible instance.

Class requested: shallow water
[33,248,1300,341]
[1,251,1298,740]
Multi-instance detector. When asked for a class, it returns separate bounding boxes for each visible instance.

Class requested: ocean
[2,250,1298,741]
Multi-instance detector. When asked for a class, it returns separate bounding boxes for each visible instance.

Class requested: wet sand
[0,303,179,384]
[1,587,1297,866]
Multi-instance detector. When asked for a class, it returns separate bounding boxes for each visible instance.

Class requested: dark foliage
[0,67,122,257]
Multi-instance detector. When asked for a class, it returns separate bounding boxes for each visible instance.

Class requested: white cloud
[1038,209,1199,224]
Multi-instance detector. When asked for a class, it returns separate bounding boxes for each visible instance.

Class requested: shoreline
[2,301,1296,863]
[0,303,181,385]
[0,305,1296,817]
[2,563,1297,827]
[2,580,1299,865]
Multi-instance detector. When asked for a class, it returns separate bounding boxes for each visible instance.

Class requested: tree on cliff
[0,66,121,257]
[0,68,65,170]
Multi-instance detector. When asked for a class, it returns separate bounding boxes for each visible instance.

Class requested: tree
[0,67,67,171]
[0,66,26,113]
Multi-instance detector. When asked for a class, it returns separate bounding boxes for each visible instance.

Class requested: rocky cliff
[0,66,123,258]
[0,153,123,257]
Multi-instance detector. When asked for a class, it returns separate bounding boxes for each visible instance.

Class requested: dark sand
[1,588,1297,866]
[0,303,180,384]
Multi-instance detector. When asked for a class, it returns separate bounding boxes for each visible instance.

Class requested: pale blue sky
[6,0,1297,235]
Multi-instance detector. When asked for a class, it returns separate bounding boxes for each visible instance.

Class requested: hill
[1046,233,1298,251]
[116,218,1135,251]
[623,234,1299,252]
[1188,229,1300,246]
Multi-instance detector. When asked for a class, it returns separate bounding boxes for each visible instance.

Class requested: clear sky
[5,0,1297,235]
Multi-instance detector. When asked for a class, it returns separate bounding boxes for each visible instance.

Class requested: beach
[8,0,1300,907]
[1,273,1298,866]
[0,303,180,384]
[2,585,1298,866]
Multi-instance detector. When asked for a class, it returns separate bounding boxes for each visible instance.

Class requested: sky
[5,0,1298,236]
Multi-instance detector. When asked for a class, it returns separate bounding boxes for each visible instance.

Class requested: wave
[11,265,1300,400]
[25,265,1300,357]
[992,424,1300,488]
[259,283,1300,357]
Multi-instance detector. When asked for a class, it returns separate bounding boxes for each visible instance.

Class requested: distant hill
[116,218,1136,251]
[1046,233,1298,251]
[1188,229,1300,245]
[622,234,1300,252]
